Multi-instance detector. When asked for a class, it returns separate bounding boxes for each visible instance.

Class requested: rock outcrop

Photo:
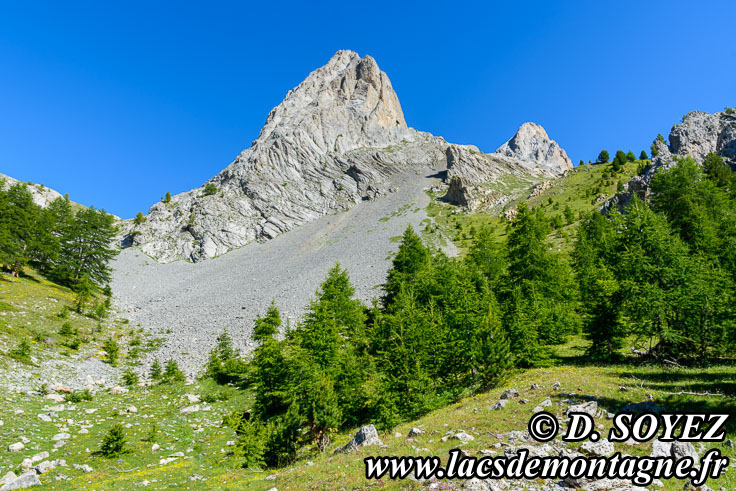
[125,50,573,262]
[0,173,63,208]
[603,110,736,213]
[496,122,573,177]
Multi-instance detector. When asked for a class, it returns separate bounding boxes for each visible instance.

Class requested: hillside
[2,50,736,491]
[1,311,734,489]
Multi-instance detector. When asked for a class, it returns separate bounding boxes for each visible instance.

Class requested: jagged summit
[125,51,572,262]
[496,122,573,176]
[251,50,408,154]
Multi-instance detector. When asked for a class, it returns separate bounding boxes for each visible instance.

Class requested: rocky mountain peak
[125,51,418,263]
[124,52,574,262]
[495,122,573,176]
[250,50,408,158]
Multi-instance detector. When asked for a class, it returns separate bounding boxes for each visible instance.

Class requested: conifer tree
[476,298,513,385]
[639,150,648,160]
[0,183,37,276]
[383,226,430,306]
[52,207,117,288]
[253,300,282,342]
[598,150,609,163]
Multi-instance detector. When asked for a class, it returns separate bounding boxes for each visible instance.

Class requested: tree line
[204,198,580,467]
[199,152,736,469]
[0,180,118,291]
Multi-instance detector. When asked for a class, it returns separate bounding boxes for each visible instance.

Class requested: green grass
[0,270,734,489]
[425,160,645,255]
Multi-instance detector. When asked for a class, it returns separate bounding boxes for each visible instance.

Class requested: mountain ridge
[124,50,572,263]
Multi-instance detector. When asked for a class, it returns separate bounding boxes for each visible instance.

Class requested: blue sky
[1,1,734,218]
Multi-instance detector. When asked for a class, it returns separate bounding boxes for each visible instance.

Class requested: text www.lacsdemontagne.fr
[364,448,729,486]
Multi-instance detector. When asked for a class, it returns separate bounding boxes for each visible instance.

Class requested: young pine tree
[383,226,430,306]
[98,423,127,457]
[252,301,281,343]
[476,299,513,386]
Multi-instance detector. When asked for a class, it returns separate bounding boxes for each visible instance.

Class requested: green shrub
[103,338,120,365]
[133,212,146,225]
[9,340,31,362]
[200,391,230,404]
[149,359,162,380]
[122,368,139,387]
[203,183,218,196]
[59,322,76,337]
[98,423,127,457]
[161,359,186,383]
[143,423,159,443]
[89,300,108,320]
[63,338,82,350]
[67,389,93,403]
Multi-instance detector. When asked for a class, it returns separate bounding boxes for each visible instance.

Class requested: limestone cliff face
[603,110,736,213]
[125,50,573,262]
[496,122,573,177]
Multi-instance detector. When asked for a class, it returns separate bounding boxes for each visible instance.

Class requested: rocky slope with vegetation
[2,50,736,490]
[123,51,571,263]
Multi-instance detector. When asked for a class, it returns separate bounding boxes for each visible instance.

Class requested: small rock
[180,405,200,414]
[33,460,57,474]
[0,472,41,489]
[334,424,384,454]
[51,433,70,441]
[552,382,561,390]
[672,441,698,461]
[8,442,25,452]
[408,427,425,437]
[72,464,93,473]
[490,400,507,410]
[151,444,160,452]
[37,414,52,422]
[127,406,138,414]
[44,393,65,403]
[159,457,177,465]
[566,401,597,417]
[109,386,128,395]
[31,452,48,463]
[580,439,615,457]
[226,441,235,446]
[453,432,475,442]
[185,394,200,403]
[0,472,17,486]
[55,385,72,394]
[500,388,519,400]
[530,383,540,390]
